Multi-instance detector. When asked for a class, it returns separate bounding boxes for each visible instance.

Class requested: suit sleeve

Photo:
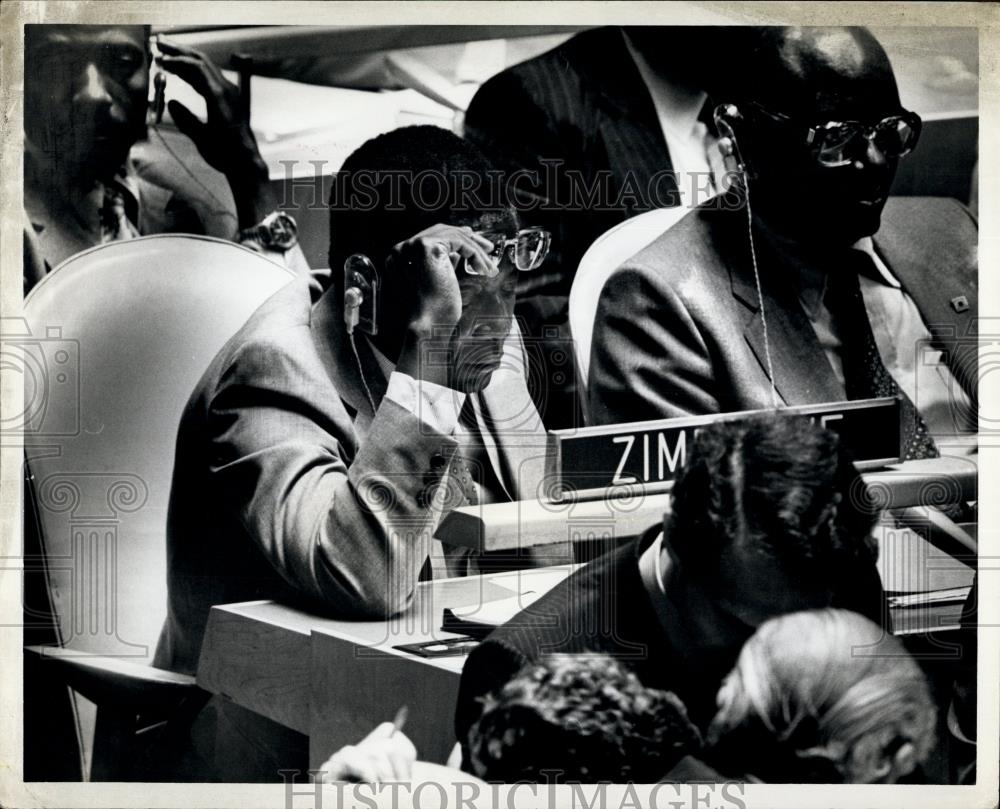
[588,262,720,424]
[205,337,462,619]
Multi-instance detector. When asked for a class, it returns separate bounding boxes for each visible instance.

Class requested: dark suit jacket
[589,196,979,424]
[465,27,674,310]
[154,272,550,675]
[453,528,888,763]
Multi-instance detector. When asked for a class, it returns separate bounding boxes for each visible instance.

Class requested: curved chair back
[23,235,296,665]
[568,206,689,414]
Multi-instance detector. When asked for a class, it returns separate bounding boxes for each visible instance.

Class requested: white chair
[568,206,690,418]
[21,234,296,780]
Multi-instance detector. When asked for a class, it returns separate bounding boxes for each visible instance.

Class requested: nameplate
[548,398,901,498]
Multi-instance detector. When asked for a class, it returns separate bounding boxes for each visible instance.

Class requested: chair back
[568,206,689,414]
[22,235,296,664]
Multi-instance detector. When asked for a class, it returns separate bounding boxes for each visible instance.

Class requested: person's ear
[866,738,917,783]
[714,103,748,175]
[888,740,918,781]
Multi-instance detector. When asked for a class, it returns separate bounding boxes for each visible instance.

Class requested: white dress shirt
[797,238,976,452]
[623,32,718,210]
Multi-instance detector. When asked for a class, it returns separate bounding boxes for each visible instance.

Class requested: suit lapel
[310,287,389,432]
[724,210,844,407]
[873,202,978,402]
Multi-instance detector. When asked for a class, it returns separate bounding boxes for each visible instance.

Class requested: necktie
[824,250,938,461]
[450,399,480,506]
[99,182,139,243]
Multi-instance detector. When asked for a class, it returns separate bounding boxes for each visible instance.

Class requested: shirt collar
[622,31,707,140]
[775,234,901,319]
[852,236,901,288]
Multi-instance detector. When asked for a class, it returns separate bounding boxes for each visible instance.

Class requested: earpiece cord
[742,173,780,410]
[348,331,378,417]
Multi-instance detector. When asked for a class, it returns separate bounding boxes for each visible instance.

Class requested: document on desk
[441,568,573,637]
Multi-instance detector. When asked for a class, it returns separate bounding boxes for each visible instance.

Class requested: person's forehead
[31,25,147,51]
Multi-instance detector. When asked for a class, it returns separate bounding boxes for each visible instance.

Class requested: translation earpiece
[343,253,379,336]
[714,103,745,174]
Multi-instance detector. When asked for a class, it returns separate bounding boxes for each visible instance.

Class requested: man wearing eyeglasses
[588,26,977,460]
[154,125,561,779]
[157,126,558,681]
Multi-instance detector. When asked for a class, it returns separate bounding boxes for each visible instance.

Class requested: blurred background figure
[23,25,300,294]
[702,609,937,783]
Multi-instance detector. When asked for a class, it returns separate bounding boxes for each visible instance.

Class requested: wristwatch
[238,211,299,252]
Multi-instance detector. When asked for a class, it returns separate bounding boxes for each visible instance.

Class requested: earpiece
[343,254,379,336]
[343,285,363,335]
[342,254,380,416]
[713,103,745,174]
[714,102,779,409]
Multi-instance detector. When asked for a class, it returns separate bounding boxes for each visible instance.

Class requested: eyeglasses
[748,102,922,167]
[471,227,551,274]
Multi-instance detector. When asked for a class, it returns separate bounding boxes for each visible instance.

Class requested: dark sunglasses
[748,102,922,167]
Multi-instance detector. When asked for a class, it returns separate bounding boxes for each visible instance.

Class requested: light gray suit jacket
[588,196,978,424]
[155,272,549,675]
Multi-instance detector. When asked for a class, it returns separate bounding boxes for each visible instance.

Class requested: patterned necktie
[824,250,939,461]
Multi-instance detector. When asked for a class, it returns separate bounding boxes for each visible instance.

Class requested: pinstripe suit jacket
[464,27,675,311]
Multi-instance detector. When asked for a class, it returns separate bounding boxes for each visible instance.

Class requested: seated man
[155,126,556,678]
[464,26,732,429]
[454,415,889,765]
[588,26,977,460]
[23,25,302,292]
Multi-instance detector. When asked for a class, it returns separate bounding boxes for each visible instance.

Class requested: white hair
[708,608,936,783]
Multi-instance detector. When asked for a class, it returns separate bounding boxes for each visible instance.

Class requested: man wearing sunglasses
[589,26,977,460]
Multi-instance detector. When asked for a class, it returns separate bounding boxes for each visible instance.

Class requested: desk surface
[197,532,972,769]
[196,566,574,765]
[436,455,978,551]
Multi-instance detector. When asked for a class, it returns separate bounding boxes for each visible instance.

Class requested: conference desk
[196,523,974,771]
[197,565,574,769]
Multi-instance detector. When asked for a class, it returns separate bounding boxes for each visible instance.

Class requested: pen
[390,705,409,737]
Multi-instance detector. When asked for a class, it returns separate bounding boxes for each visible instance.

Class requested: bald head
[743,26,899,120]
[716,26,910,247]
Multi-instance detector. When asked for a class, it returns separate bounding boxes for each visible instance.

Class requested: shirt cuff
[385,371,466,436]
